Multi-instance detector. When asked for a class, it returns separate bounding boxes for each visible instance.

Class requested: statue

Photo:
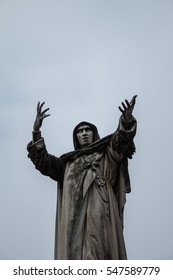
[27,95,137,260]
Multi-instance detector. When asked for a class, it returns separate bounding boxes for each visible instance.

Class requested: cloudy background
[1,0,173,260]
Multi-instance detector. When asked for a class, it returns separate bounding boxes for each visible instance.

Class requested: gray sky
[1,0,173,259]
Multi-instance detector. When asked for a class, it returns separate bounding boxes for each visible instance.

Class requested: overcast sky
[1,0,173,260]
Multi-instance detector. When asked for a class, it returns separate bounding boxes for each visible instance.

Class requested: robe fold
[27,116,137,260]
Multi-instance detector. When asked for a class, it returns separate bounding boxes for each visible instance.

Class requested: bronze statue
[27,95,137,260]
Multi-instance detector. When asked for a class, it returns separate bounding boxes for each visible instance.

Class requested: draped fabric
[27,116,137,259]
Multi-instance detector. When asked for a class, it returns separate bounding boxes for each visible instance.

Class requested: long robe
[27,116,137,259]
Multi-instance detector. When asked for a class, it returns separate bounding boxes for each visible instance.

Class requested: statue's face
[76,125,94,148]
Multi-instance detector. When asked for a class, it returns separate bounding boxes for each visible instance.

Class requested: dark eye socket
[77,127,91,133]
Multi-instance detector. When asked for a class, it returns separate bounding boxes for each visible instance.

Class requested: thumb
[130,95,137,107]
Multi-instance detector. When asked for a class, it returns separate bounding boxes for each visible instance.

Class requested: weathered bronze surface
[27,96,137,260]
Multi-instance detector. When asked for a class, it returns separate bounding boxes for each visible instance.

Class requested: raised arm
[32,101,50,142]
[27,102,64,183]
[118,95,137,124]
[111,95,137,159]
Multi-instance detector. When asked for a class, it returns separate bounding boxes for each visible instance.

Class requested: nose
[82,129,87,135]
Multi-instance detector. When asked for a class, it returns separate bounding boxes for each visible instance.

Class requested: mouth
[83,137,89,141]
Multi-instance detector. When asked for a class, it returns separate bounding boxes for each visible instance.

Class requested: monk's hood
[73,121,100,150]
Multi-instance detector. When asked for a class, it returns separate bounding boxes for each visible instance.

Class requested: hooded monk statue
[27,95,137,260]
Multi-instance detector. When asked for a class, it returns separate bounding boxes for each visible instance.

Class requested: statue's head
[73,121,100,150]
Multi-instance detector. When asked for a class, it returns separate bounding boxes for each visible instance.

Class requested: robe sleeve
[105,116,137,221]
[111,115,137,159]
[27,137,64,183]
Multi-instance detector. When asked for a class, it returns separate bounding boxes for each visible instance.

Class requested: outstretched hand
[33,102,50,131]
[118,95,137,122]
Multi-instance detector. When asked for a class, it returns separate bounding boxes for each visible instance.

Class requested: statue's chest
[66,153,99,181]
